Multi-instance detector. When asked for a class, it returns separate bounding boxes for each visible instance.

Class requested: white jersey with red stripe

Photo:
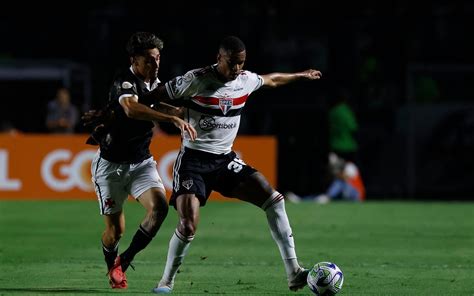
[165,64,263,154]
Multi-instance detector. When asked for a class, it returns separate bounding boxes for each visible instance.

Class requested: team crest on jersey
[219,98,233,115]
[121,81,133,89]
[182,179,193,190]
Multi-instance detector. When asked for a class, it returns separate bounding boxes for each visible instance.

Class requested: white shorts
[91,151,165,215]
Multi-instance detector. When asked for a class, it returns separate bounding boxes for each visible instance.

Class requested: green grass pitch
[0,200,473,295]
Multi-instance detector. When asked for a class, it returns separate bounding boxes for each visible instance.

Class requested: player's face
[217,49,246,81]
[132,48,160,82]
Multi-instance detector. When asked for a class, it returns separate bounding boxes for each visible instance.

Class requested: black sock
[102,241,119,271]
[120,225,153,271]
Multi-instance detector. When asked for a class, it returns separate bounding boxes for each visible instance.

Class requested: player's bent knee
[142,188,168,213]
[249,172,274,192]
[179,219,197,237]
[149,187,167,201]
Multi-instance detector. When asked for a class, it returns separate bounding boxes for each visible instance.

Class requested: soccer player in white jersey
[83,32,196,290]
[145,35,322,294]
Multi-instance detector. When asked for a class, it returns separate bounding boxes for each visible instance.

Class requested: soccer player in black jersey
[84,32,196,289]
[143,36,322,293]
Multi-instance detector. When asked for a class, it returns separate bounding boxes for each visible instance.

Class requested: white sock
[263,191,301,278]
[159,230,194,286]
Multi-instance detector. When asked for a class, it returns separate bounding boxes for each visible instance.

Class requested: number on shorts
[227,158,246,173]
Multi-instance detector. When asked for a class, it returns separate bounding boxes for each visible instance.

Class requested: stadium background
[1,1,474,200]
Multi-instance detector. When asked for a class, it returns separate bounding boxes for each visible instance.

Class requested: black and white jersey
[165,65,263,154]
[98,67,160,164]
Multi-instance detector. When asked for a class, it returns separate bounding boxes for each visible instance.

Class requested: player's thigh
[171,149,210,207]
[171,171,208,208]
[91,154,129,215]
[129,157,165,203]
[137,187,167,212]
[214,153,274,206]
[227,171,274,206]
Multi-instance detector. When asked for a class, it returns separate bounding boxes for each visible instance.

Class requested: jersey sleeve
[243,71,264,93]
[110,74,139,103]
[165,70,201,100]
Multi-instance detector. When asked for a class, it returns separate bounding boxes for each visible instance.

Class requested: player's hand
[172,117,197,141]
[302,69,322,80]
[82,109,115,129]
[81,110,104,127]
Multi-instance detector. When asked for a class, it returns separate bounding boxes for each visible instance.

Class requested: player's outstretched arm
[120,95,196,140]
[261,69,322,88]
[154,102,184,118]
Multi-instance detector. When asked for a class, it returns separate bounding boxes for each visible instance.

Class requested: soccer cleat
[288,267,310,291]
[151,280,173,294]
[109,278,128,289]
[108,256,128,289]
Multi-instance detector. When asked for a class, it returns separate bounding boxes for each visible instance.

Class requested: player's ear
[130,56,136,65]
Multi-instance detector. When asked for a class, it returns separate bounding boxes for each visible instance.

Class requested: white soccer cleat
[288,267,310,291]
[151,280,174,294]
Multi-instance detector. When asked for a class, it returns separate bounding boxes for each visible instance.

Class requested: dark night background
[1,1,474,199]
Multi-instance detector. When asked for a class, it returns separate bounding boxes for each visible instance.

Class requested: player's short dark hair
[219,36,246,53]
[126,32,163,57]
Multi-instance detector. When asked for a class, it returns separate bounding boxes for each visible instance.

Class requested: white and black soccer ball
[307,262,344,295]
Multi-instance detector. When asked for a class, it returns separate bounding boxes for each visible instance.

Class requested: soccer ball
[307,262,344,295]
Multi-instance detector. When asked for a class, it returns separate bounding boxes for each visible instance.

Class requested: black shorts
[170,147,258,207]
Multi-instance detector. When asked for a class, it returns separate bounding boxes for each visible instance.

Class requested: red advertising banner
[0,134,276,200]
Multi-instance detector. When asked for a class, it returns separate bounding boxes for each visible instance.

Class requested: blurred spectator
[46,87,79,133]
[286,88,366,203]
[286,152,366,203]
[328,88,359,162]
